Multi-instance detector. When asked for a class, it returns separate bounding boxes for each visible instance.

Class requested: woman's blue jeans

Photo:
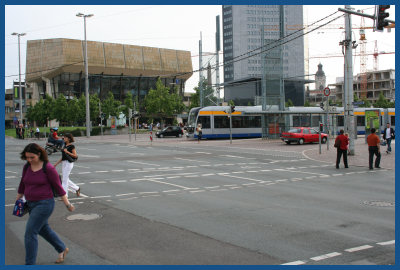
[25,198,65,265]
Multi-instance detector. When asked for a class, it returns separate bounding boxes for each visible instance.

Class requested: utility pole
[343,5,355,155]
[199,32,204,108]
[11,32,26,125]
[215,15,221,105]
[261,25,267,139]
[76,12,94,138]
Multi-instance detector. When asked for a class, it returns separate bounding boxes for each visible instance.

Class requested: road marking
[163,190,180,193]
[127,160,160,166]
[202,173,215,176]
[195,152,211,154]
[77,172,91,174]
[111,180,127,183]
[5,176,16,179]
[89,181,107,184]
[112,170,125,172]
[204,186,220,189]
[211,189,228,191]
[377,240,395,246]
[74,165,91,169]
[139,191,159,195]
[145,179,190,189]
[222,174,263,183]
[281,261,306,265]
[310,252,342,261]
[90,195,111,199]
[5,188,16,191]
[190,190,205,193]
[166,176,181,179]
[79,154,100,158]
[5,170,17,174]
[116,193,136,197]
[95,171,109,173]
[175,157,209,163]
[345,245,373,252]
[276,179,288,182]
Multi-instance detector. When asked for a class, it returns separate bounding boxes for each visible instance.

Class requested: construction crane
[373,40,379,70]
[359,13,367,99]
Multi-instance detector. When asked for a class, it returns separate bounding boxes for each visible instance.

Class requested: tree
[102,92,122,118]
[66,97,81,126]
[122,92,134,118]
[374,92,390,108]
[228,100,235,106]
[286,99,294,107]
[51,94,68,125]
[89,94,100,122]
[304,100,311,107]
[145,78,185,124]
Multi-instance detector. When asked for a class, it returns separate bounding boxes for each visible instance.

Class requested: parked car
[156,126,184,138]
[280,127,327,145]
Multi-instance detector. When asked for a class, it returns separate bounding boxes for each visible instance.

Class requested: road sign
[323,87,330,97]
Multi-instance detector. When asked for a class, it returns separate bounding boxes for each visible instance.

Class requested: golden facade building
[25,38,193,102]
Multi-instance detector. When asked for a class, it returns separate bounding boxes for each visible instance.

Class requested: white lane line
[202,174,215,176]
[232,171,244,174]
[110,180,127,183]
[211,189,228,192]
[275,179,288,182]
[73,165,91,169]
[127,160,160,166]
[5,188,16,191]
[139,191,159,195]
[204,186,220,189]
[175,157,209,163]
[112,170,125,172]
[345,245,373,253]
[116,193,136,197]
[145,179,190,189]
[77,172,91,174]
[90,195,111,199]
[5,170,17,174]
[79,154,100,158]
[162,189,181,193]
[119,197,138,200]
[221,174,263,183]
[190,190,205,193]
[186,166,198,168]
[195,152,211,154]
[89,181,107,184]
[128,169,140,171]
[95,171,109,173]
[166,176,181,179]
[5,176,16,179]
[377,240,395,246]
[242,183,256,186]
[310,252,342,261]
[281,261,306,265]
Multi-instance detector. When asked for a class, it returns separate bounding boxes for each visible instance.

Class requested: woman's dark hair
[339,129,344,134]
[63,133,74,143]
[20,143,49,162]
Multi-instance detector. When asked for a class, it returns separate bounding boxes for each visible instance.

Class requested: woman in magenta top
[16,143,75,265]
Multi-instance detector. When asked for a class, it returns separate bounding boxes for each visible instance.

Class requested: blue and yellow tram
[186,106,395,139]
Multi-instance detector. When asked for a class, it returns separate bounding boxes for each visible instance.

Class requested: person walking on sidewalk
[54,133,80,197]
[367,128,381,169]
[382,122,395,154]
[334,129,349,169]
[17,143,75,265]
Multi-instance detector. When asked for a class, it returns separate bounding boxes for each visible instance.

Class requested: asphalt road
[5,136,395,265]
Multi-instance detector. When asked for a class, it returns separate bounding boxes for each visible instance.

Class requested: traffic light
[231,105,235,113]
[320,102,324,110]
[319,123,323,132]
[376,5,390,31]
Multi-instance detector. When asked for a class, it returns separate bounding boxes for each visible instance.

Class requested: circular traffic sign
[323,87,330,96]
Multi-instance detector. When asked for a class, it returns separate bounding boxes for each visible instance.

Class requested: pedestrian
[35,127,40,140]
[21,124,25,139]
[367,128,381,169]
[196,124,202,143]
[334,129,349,169]
[16,143,75,265]
[54,133,80,197]
[30,128,34,138]
[382,122,395,154]
[16,125,21,139]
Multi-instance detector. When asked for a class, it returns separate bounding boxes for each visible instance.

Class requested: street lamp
[76,12,93,138]
[11,32,26,126]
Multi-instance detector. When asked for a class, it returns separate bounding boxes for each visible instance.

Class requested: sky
[4,5,396,95]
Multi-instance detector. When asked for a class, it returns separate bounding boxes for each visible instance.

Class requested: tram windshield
[188,107,201,127]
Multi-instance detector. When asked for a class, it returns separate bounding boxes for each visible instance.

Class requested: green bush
[70,128,83,137]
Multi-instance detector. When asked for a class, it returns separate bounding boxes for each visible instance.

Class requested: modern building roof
[25,38,193,82]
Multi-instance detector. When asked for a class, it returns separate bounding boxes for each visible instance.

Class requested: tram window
[391,116,395,126]
[293,116,301,127]
[311,116,321,127]
[214,116,230,128]
[246,116,261,128]
[357,116,365,126]
[338,116,344,126]
[293,115,311,127]
[197,116,211,129]
[232,116,243,128]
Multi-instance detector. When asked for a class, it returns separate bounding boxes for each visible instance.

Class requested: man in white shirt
[383,123,395,154]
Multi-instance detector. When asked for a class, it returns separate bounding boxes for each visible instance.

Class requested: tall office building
[222,5,307,105]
